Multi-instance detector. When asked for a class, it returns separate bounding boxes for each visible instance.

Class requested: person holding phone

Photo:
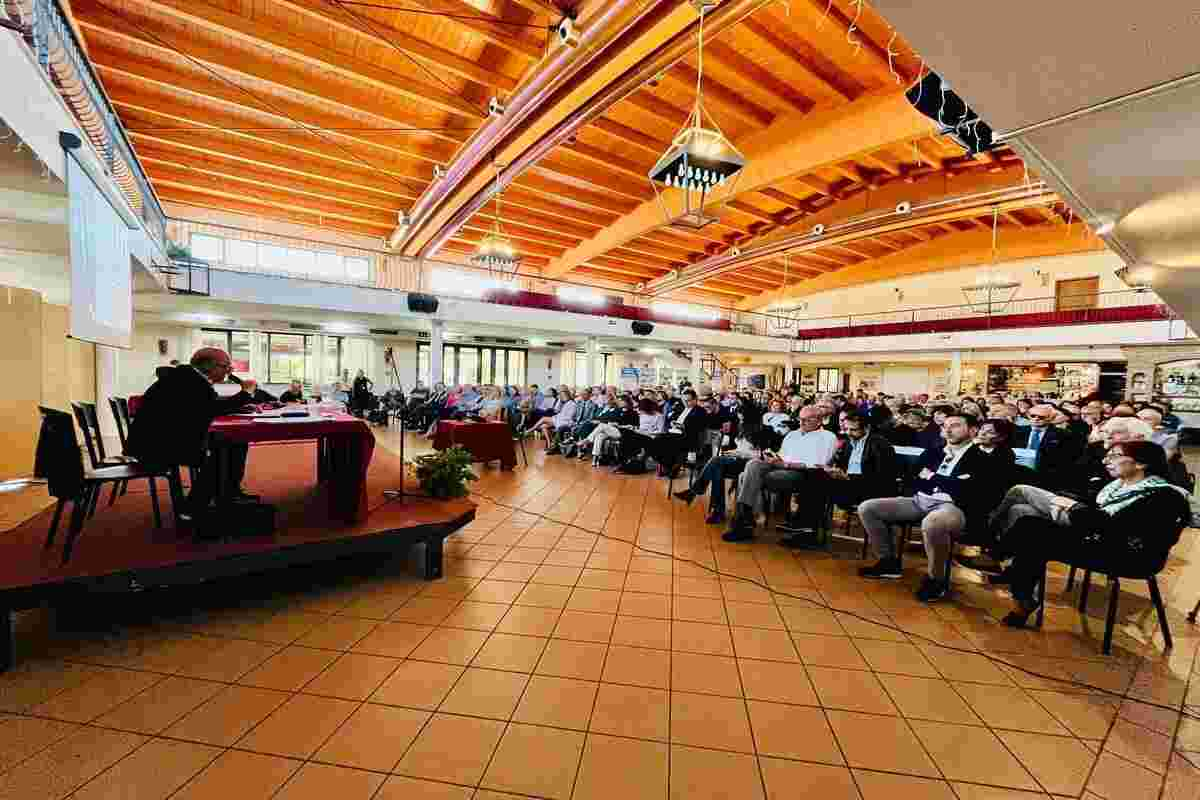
[722,405,838,542]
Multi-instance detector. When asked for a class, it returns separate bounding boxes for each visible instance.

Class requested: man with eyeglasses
[128,347,256,522]
[857,413,1003,602]
[1013,403,1085,489]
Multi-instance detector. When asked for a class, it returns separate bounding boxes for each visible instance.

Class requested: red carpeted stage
[0,441,474,670]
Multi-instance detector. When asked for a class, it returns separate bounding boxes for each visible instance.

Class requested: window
[199,328,251,372]
[429,267,513,297]
[186,232,374,283]
[324,336,343,383]
[226,239,257,268]
[190,233,223,262]
[268,333,313,385]
[418,343,527,387]
[817,368,841,393]
[574,352,610,388]
[345,257,370,282]
[258,244,290,271]
[650,301,719,322]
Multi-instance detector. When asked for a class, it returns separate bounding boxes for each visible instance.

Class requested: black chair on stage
[36,407,179,563]
[72,401,138,513]
[108,397,133,455]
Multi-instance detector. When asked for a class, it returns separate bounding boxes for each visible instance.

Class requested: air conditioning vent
[547,341,566,348]
[731,323,753,334]
[369,328,400,336]
[289,323,321,331]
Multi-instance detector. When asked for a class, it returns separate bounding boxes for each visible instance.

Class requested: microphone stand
[382,399,406,505]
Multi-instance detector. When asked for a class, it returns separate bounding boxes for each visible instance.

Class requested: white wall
[527,349,561,390]
[118,321,192,396]
[774,251,1133,319]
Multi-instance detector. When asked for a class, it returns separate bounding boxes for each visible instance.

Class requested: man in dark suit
[239,378,277,404]
[127,348,254,518]
[1011,404,1085,489]
[857,413,1004,602]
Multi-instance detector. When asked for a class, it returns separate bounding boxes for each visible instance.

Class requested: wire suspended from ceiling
[331,0,552,28]
[90,0,436,194]
[127,125,479,133]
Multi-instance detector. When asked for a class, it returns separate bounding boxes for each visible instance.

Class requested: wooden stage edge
[0,501,476,673]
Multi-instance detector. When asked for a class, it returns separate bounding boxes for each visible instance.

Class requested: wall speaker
[158,338,169,355]
[407,293,439,314]
[905,70,995,154]
[631,321,654,336]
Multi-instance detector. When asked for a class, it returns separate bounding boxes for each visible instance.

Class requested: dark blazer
[249,388,277,403]
[279,390,305,404]
[127,365,250,467]
[911,443,1005,527]
[672,405,710,449]
[882,423,918,448]
[1012,425,1085,480]
[916,423,944,451]
[832,434,898,500]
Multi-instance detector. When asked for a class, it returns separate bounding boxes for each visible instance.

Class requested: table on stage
[209,410,375,522]
[433,420,517,469]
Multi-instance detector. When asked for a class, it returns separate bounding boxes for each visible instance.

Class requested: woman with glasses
[997,440,1190,627]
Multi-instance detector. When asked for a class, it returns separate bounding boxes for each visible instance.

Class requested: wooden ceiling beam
[499,189,615,230]
[273,0,521,92]
[451,230,562,259]
[511,173,639,216]
[376,0,544,59]
[623,91,690,128]
[826,244,873,261]
[584,259,662,280]
[660,64,775,127]
[124,124,427,196]
[726,200,781,225]
[589,118,666,158]
[704,40,815,115]
[138,151,407,214]
[153,175,394,230]
[465,203,598,240]
[76,0,484,121]
[859,152,902,176]
[789,0,904,82]
[740,17,857,104]
[147,168,398,228]
[552,143,652,188]
[160,190,390,239]
[462,217,580,250]
[101,69,452,171]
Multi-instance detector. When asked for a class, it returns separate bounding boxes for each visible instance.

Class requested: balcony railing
[10,0,166,247]
[752,289,1174,340]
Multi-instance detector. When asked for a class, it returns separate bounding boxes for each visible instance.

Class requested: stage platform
[0,441,474,670]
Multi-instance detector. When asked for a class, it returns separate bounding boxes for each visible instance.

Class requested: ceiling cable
[91,0,423,193]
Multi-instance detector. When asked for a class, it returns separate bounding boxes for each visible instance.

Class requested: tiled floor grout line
[1069,650,1147,799]
[1157,642,1200,800]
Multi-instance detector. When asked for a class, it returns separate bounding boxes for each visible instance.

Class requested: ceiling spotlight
[730,247,741,256]
[433,165,447,180]
[557,16,580,48]
[895,201,912,214]
[488,96,506,117]
[811,224,825,236]
[1093,216,1116,236]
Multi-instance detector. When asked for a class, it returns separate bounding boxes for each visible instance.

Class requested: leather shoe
[673,489,697,505]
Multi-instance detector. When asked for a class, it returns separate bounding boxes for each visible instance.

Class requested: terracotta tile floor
[0,432,1198,799]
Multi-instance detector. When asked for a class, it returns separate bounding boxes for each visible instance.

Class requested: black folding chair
[37,407,181,563]
[109,396,132,455]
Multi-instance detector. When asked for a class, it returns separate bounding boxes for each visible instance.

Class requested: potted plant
[413,446,477,499]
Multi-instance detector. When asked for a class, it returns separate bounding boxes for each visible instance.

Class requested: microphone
[227,373,245,387]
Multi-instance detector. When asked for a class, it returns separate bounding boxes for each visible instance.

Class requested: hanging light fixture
[470,167,521,280]
[647,0,745,229]
[961,207,1019,313]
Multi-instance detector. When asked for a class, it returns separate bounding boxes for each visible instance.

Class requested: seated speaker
[631,321,654,336]
[905,71,995,155]
[407,293,439,314]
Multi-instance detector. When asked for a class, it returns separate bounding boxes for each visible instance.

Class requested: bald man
[128,347,254,521]
[1012,403,1085,490]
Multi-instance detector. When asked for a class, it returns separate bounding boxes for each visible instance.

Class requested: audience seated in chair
[721,405,838,545]
[856,412,1004,603]
[996,440,1191,634]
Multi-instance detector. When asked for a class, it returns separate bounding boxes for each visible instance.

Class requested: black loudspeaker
[905,71,995,155]
[407,293,439,314]
[631,321,654,336]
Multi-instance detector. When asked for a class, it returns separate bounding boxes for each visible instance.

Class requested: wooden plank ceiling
[74,0,1084,312]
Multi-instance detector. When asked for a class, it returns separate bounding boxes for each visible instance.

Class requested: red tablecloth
[433,421,516,469]
[210,411,375,522]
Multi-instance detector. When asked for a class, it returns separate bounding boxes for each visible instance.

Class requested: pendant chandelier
[471,169,521,278]
[961,207,1018,312]
[647,0,745,229]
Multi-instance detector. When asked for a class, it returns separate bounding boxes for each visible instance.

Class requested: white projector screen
[67,152,132,349]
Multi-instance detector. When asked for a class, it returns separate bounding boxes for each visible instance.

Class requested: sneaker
[779,532,823,550]
[722,527,755,543]
[545,446,560,455]
[916,575,949,603]
[673,488,697,505]
[705,510,725,525]
[858,559,903,579]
